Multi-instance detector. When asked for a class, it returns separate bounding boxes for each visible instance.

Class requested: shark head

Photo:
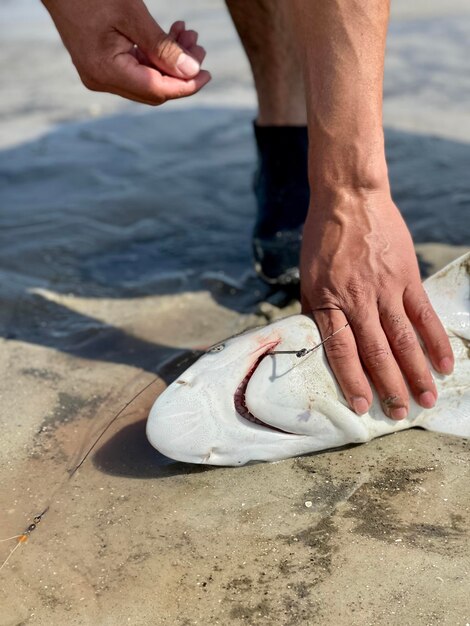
[147,253,470,466]
[146,314,400,465]
[146,316,321,465]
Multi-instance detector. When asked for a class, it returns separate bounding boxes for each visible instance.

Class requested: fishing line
[1,347,205,571]
[68,377,160,479]
[0,512,46,572]
[0,375,161,572]
[1,322,350,570]
[269,322,350,358]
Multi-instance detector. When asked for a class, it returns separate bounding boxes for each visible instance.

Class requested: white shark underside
[147,254,470,466]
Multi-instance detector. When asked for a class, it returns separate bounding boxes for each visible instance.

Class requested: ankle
[256,98,307,127]
[256,113,308,126]
[254,123,309,170]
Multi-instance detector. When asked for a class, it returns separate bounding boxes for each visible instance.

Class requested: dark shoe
[252,123,310,286]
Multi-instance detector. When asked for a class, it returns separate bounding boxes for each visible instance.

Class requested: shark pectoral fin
[419,388,470,438]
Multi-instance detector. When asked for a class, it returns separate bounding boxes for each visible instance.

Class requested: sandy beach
[1,1,469,624]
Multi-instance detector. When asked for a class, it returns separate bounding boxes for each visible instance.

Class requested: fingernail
[352,397,369,415]
[419,391,436,409]
[176,53,200,77]
[390,407,408,420]
[439,357,453,375]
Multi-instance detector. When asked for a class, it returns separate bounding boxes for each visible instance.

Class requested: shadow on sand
[1,106,469,476]
[92,417,214,479]
[1,106,469,364]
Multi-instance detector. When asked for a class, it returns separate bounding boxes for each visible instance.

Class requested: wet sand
[1,0,470,624]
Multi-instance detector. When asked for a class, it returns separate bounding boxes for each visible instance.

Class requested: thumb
[129,11,200,78]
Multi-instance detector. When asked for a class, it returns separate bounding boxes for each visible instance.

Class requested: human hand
[300,189,454,419]
[42,0,211,104]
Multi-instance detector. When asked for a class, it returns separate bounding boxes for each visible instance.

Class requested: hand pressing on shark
[147,253,469,465]
[291,0,453,421]
[301,190,454,420]
[42,0,211,105]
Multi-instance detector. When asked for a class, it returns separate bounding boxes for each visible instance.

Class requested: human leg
[225,0,306,126]
[226,0,310,285]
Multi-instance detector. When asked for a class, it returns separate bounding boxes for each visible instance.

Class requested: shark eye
[209,343,225,353]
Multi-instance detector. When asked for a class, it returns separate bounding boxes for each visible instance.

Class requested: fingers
[404,285,454,375]
[155,70,212,100]
[312,303,410,419]
[99,22,210,106]
[107,53,211,105]
[313,309,373,416]
[184,44,206,65]
[177,29,199,49]
[175,26,206,65]
[311,292,452,421]
[126,10,201,79]
[131,42,206,73]
[130,25,206,71]
[380,304,437,408]
[170,22,201,56]
[169,21,186,40]
[350,313,410,419]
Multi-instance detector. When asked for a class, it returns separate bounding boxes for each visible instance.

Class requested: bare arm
[291,0,453,418]
[42,0,211,105]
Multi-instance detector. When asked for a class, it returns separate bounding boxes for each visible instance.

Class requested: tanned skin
[41,0,211,104]
[225,0,307,126]
[289,0,452,419]
[41,0,454,419]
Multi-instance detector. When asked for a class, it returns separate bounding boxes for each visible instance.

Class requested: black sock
[253,123,310,240]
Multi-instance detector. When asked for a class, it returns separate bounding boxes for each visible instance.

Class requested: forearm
[293,1,453,419]
[291,0,390,195]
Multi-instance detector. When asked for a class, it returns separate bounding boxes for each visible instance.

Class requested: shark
[146,253,470,466]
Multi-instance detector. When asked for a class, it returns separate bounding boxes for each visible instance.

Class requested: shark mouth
[233,341,295,434]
